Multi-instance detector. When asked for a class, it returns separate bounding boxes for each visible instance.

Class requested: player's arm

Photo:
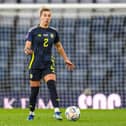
[24,40,33,55]
[55,42,75,71]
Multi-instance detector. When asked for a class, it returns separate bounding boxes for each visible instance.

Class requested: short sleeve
[54,30,60,44]
[25,30,33,42]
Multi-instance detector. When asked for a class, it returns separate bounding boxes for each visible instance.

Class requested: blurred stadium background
[1,0,126,3]
[0,1,126,109]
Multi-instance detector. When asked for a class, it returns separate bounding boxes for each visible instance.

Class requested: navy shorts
[29,61,55,81]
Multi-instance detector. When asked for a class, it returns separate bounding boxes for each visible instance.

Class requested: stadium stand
[0,3,126,108]
[1,16,125,105]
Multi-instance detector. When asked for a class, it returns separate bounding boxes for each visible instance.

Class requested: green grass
[0,109,126,126]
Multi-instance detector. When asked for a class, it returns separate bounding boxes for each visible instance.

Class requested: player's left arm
[55,42,75,71]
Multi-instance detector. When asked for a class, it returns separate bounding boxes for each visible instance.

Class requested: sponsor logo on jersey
[37,34,42,37]
[43,34,48,37]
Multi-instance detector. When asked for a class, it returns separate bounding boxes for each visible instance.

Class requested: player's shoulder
[49,26,58,33]
[28,25,38,32]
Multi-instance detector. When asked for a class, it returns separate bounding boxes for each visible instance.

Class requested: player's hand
[24,48,33,55]
[65,59,75,71]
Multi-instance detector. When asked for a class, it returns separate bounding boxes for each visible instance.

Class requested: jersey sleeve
[25,29,33,42]
[54,30,60,44]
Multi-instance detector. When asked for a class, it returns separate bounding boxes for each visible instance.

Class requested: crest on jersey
[50,33,54,38]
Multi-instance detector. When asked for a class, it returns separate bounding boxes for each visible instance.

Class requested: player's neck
[39,24,48,29]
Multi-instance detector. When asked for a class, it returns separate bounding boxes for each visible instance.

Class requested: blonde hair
[39,7,51,17]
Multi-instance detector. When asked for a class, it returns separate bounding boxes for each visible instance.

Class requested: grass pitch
[0,109,126,126]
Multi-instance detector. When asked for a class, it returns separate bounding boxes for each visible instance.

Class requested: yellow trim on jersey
[28,52,35,69]
[50,56,55,73]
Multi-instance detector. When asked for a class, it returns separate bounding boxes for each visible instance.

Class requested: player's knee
[44,74,56,82]
[30,81,40,87]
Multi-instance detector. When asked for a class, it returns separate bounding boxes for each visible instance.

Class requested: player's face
[40,11,52,27]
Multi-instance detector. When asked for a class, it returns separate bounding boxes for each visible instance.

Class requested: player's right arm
[24,27,34,55]
[24,40,33,55]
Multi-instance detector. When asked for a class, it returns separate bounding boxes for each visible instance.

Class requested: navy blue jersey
[25,25,60,69]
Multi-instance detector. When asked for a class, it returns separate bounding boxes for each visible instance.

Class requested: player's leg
[28,80,40,120]
[44,74,62,120]
[28,69,41,120]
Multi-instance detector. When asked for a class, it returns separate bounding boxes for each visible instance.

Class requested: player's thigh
[29,69,42,87]
[44,73,56,82]
[43,58,56,82]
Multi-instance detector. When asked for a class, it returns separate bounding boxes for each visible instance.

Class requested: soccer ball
[65,106,80,121]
